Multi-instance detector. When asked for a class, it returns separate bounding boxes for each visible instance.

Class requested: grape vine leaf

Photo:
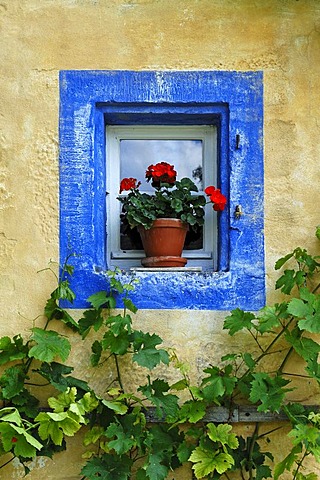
[102,330,131,355]
[174,400,207,424]
[275,269,305,294]
[223,309,256,335]
[0,422,42,458]
[145,452,169,480]
[189,447,234,478]
[105,422,136,455]
[81,454,132,480]
[37,362,90,393]
[78,309,104,339]
[132,331,169,369]
[0,365,26,399]
[29,328,71,363]
[87,291,116,309]
[138,378,179,419]
[44,297,79,331]
[0,335,28,365]
[250,373,292,412]
[207,423,239,450]
[274,445,301,480]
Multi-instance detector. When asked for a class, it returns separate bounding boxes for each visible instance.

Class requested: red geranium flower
[119,178,141,194]
[145,162,177,185]
[204,186,227,211]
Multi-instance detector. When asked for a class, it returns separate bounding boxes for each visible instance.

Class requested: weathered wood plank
[144,405,319,423]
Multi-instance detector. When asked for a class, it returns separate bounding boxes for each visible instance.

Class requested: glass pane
[120,139,203,190]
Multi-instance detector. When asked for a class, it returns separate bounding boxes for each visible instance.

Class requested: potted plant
[118,162,227,267]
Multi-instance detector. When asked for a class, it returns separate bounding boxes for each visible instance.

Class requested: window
[59,70,265,310]
[107,125,218,270]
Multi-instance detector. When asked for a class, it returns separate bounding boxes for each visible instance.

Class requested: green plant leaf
[88,291,116,309]
[36,410,82,445]
[47,387,77,411]
[78,309,104,339]
[91,340,103,366]
[201,366,237,403]
[207,423,239,450]
[250,373,292,412]
[242,352,256,370]
[105,422,136,454]
[0,335,28,365]
[298,311,320,333]
[0,407,23,425]
[189,447,234,478]
[44,297,79,330]
[133,331,169,369]
[256,464,273,480]
[275,252,294,270]
[29,328,71,363]
[9,389,40,419]
[138,378,179,419]
[81,454,132,480]
[123,298,138,314]
[106,314,132,336]
[145,452,169,480]
[274,445,301,480]
[0,422,42,458]
[102,400,128,415]
[287,298,314,318]
[0,365,26,399]
[50,279,76,303]
[256,306,282,333]
[36,361,90,393]
[177,440,194,463]
[275,269,305,294]
[102,331,131,355]
[175,400,207,424]
[285,329,320,362]
[223,309,256,335]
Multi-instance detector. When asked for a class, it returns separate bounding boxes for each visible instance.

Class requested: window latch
[234,205,243,219]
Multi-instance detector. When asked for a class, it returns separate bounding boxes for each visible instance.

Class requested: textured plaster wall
[1,0,320,478]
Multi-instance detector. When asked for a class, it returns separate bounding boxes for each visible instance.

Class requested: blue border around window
[59,70,265,310]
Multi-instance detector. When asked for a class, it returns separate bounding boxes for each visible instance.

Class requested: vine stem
[113,353,124,392]
[238,318,294,383]
[248,423,259,480]
[293,450,309,480]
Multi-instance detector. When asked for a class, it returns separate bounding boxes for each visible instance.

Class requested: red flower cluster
[119,177,140,194]
[204,186,227,211]
[145,162,177,185]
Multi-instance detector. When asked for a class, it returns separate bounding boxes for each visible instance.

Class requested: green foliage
[29,328,71,363]
[1,229,320,478]
[189,423,239,478]
[118,174,208,231]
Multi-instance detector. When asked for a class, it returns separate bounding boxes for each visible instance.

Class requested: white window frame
[106,125,218,270]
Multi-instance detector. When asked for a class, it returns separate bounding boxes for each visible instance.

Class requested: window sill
[131,267,203,273]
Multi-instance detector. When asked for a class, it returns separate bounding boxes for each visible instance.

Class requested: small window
[107,125,218,270]
[59,70,265,310]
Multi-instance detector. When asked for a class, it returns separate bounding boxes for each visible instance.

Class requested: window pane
[120,139,203,190]
[119,139,204,251]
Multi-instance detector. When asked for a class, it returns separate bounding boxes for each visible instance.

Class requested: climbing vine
[0,229,320,479]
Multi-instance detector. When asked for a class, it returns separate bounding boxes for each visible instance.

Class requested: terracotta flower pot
[138,218,188,267]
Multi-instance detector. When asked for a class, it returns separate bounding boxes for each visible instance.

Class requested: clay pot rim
[139,218,189,231]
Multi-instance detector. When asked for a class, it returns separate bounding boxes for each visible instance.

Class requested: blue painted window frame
[59,70,265,310]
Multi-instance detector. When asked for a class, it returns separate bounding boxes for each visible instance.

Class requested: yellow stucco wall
[1,0,320,478]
